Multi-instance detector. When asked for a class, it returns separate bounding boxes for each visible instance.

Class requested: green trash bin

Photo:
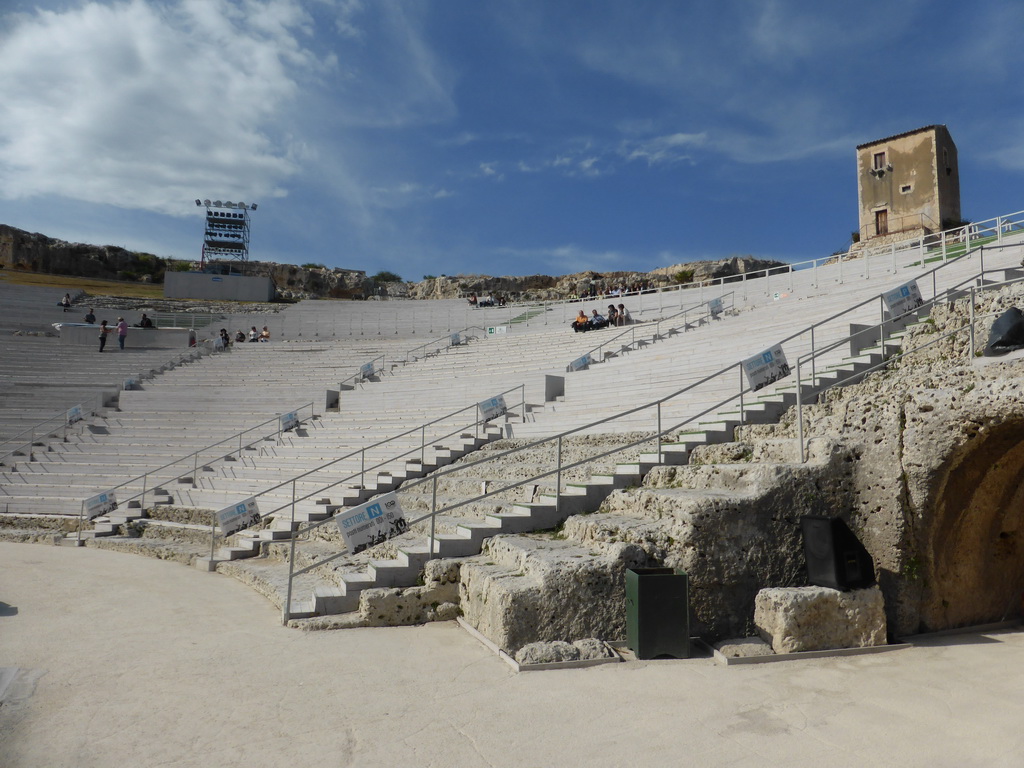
[625,567,689,660]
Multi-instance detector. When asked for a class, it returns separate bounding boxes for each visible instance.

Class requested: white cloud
[0,0,328,215]
[621,132,706,166]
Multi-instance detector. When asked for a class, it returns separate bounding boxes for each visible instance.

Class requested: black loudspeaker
[800,516,876,591]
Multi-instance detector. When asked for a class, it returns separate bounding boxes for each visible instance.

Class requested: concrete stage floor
[1,541,1022,767]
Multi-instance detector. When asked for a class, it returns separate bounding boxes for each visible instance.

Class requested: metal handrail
[75,401,318,543]
[0,395,104,468]
[793,292,1014,462]
[479,208,1024,325]
[396,326,486,365]
[254,384,525,523]
[336,325,488,388]
[567,292,737,371]
[0,343,215,468]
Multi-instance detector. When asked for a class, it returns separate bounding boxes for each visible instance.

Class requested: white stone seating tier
[1,235,1020,526]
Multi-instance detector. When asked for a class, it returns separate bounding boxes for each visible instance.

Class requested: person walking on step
[98,320,111,352]
[116,317,128,350]
[84,308,96,324]
[61,293,71,312]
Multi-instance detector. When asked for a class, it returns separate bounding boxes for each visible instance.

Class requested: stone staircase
[216,318,914,627]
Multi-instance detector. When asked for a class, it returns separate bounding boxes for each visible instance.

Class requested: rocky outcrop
[754,585,887,653]
[0,224,165,281]
[1,222,786,302]
[398,257,788,302]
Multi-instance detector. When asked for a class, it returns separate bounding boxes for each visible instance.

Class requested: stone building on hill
[856,125,961,244]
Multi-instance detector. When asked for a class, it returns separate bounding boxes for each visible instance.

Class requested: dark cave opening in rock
[921,424,1024,630]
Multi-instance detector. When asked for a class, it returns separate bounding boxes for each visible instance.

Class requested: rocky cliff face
[0,224,161,281]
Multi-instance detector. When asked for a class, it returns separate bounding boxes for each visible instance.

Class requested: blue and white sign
[360,361,376,379]
[217,497,261,537]
[742,344,791,392]
[84,490,118,520]
[335,492,409,554]
[708,297,723,317]
[279,411,299,432]
[122,377,139,391]
[478,394,508,421]
[486,325,508,336]
[568,353,593,372]
[882,280,924,318]
[66,405,84,425]
[450,332,462,346]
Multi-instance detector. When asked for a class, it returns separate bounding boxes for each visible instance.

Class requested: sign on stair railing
[742,344,791,392]
[567,353,593,372]
[336,492,409,555]
[709,296,723,318]
[66,404,84,425]
[882,279,924,318]
[279,411,299,432]
[478,394,508,421]
[360,361,376,380]
[84,490,118,520]
[217,497,262,537]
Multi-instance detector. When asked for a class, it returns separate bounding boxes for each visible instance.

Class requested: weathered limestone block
[754,585,887,653]
[357,581,460,627]
[459,535,646,654]
[514,641,580,665]
[714,637,774,658]
[514,638,614,665]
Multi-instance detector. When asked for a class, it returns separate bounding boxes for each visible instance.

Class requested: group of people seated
[571,303,632,332]
[467,292,507,307]
[239,325,271,342]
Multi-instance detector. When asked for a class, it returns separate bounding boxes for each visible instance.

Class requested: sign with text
[742,344,791,392]
[486,325,508,336]
[882,280,924,318]
[568,353,593,372]
[122,377,139,391]
[478,394,508,421]
[217,497,261,537]
[708,297,723,318]
[84,491,118,520]
[66,405,84,425]
[450,332,462,346]
[335,492,409,555]
[360,361,375,379]
[279,411,299,432]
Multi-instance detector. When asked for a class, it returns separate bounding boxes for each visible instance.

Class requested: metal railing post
[420,425,426,466]
[969,286,976,359]
[738,365,745,427]
[283,480,298,625]
[810,326,816,384]
[360,448,366,488]
[656,403,662,459]
[796,357,806,463]
[430,475,438,560]
[555,435,563,515]
[76,500,85,547]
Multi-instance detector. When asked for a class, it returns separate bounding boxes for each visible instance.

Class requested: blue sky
[2,1,1023,281]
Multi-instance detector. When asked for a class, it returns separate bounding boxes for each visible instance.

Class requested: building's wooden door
[875,209,888,236]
